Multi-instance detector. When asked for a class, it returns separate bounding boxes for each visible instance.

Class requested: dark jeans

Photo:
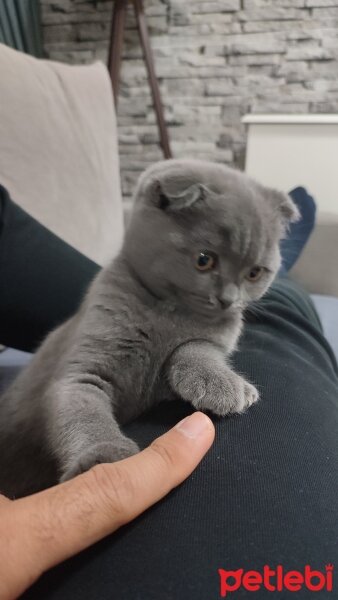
[1,187,337,599]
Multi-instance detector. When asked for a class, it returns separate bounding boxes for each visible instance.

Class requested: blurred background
[1,0,338,203]
[1,0,338,372]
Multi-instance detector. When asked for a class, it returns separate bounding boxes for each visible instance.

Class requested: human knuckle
[149,440,177,472]
[87,463,135,519]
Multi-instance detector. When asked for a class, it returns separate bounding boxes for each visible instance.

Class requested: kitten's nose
[218,297,233,310]
[218,283,238,309]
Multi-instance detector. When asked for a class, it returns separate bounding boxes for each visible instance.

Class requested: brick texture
[40,0,338,200]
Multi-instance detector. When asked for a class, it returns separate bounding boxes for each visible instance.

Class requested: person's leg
[23,277,338,600]
[0,185,100,352]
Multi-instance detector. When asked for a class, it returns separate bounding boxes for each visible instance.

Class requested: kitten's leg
[167,342,259,416]
[46,382,139,482]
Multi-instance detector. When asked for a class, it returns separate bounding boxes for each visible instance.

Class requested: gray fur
[0,159,298,497]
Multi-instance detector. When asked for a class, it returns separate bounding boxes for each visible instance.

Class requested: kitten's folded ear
[268,189,300,227]
[153,181,207,211]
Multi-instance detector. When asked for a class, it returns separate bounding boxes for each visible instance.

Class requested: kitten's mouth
[193,293,240,315]
[170,285,241,317]
[211,295,243,313]
[209,295,231,310]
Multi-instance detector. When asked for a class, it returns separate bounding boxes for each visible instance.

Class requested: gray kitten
[0,159,298,498]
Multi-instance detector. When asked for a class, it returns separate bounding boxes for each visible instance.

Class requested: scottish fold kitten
[0,159,298,498]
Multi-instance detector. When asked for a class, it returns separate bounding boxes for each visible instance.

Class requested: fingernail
[175,412,212,439]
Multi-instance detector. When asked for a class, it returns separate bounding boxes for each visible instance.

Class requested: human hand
[0,412,214,599]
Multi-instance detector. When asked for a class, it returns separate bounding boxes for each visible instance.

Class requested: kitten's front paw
[171,362,259,416]
[202,372,259,416]
[243,380,259,408]
[60,438,139,482]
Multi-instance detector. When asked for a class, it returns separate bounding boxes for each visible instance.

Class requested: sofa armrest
[290,213,338,297]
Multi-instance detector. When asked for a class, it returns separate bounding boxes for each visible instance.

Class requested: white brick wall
[40,0,338,200]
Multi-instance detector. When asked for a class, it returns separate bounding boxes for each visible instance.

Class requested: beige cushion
[0,43,124,266]
[290,213,338,297]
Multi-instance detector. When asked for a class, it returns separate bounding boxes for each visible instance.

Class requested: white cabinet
[242,114,338,215]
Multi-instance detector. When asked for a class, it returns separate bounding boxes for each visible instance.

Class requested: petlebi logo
[218,564,334,596]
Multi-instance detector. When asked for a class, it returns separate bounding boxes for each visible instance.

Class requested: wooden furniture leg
[108,0,127,108]
[108,0,172,158]
[132,0,172,158]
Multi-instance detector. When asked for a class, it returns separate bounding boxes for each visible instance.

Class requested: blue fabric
[279,186,316,274]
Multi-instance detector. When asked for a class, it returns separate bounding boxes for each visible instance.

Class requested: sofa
[0,42,337,392]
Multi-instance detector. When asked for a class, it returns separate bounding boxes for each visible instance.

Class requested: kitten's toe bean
[60,438,140,482]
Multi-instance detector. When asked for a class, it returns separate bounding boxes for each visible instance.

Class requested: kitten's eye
[195,250,217,271]
[246,266,263,282]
